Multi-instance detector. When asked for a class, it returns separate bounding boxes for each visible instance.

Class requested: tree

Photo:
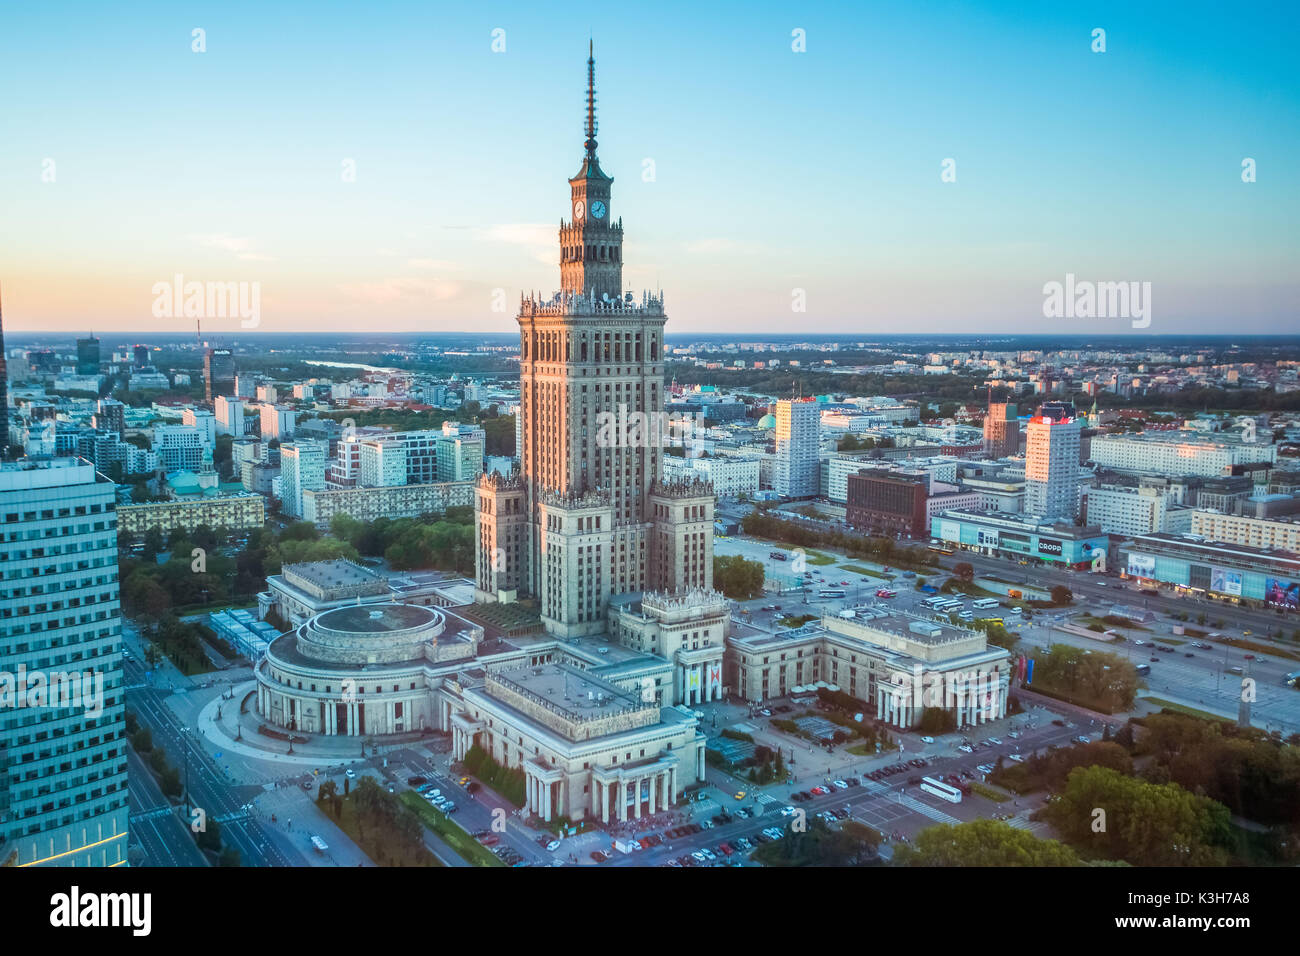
[713,555,765,600]
[893,819,1079,866]
[1050,585,1074,606]
[953,562,975,583]
[1040,765,1231,865]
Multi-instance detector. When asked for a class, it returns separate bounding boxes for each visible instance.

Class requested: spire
[584,40,598,161]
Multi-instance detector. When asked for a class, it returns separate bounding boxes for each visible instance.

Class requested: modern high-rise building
[982,397,1019,458]
[182,407,217,449]
[0,289,10,455]
[474,46,717,638]
[214,395,246,437]
[204,347,236,402]
[92,398,126,436]
[75,335,100,376]
[281,441,327,519]
[0,458,129,866]
[773,398,821,498]
[1024,403,1080,520]
[132,344,148,367]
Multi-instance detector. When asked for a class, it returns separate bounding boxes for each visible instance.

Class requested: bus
[919,777,962,804]
[769,551,787,561]
[972,598,1000,610]
[929,545,954,555]
[1285,670,1300,686]
[818,589,846,599]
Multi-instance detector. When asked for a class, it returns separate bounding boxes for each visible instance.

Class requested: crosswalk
[132,806,174,821]
[896,793,961,825]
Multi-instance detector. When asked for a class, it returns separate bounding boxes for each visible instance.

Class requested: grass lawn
[399,791,504,867]
[1140,697,1233,723]
[800,549,837,566]
[335,793,441,867]
[840,564,889,579]
[969,781,1013,803]
[1214,637,1300,662]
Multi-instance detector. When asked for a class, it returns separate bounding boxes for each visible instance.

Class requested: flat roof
[316,603,438,634]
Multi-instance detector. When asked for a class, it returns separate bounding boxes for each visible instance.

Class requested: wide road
[125,656,305,867]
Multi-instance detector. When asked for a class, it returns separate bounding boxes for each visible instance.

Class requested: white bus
[921,596,949,609]
[919,777,962,804]
[818,588,846,599]
[972,598,1000,610]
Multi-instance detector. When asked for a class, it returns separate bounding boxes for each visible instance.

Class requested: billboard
[977,528,1000,548]
[1210,567,1243,597]
[1266,577,1299,610]
[1038,538,1063,557]
[939,519,961,543]
[1126,553,1156,578]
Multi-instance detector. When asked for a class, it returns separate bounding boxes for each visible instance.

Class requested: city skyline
[3,1,1297,335]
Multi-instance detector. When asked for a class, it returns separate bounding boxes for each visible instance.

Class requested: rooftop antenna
[584,39,598,161]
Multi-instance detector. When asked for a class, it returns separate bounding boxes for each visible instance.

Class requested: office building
[846,468,929,538]
[302,480,475,528]
[1024,403,1080,520]
[982,398,1019,458]
[116,490,265,536]
[75,336,100,375]
[182,407,217,449]
[91,398,126,437]
[259,404,296,441]
[280,441,327,518]
[214,395,246,437]
[203,347,236,402]
[1089,432,1278,478]
[0,458,128,866]
[773,398,821,499]
[359,440,407,488]
[152,424,204,473]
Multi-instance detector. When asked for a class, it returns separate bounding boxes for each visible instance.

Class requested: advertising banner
[939,519,961,542]
[1126,553,1156,578]
[1210,567,1243,596]
[1038,538,1063,557]
[1266,578,1299,610]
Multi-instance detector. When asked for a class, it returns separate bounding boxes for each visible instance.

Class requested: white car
[958,744,974,753]
[987,737,1002,745]
[1008,754,1026,762]
[780,806,798,816]
[1133,639,1145,646]
[345,768,356,778]
[833,780,848,790]
[920,736,935,744]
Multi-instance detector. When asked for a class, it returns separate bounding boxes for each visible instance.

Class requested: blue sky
[1,0,1296,335]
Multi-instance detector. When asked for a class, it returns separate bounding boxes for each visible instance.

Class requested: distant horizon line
[7,329,1300,342]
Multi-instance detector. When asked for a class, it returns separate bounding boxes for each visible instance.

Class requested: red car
[478,834,500,846]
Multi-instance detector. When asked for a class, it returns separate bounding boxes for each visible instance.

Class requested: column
[617,783,626,822]
[648,775,657,815]
[543,781,552,821]
[669,767,676,805]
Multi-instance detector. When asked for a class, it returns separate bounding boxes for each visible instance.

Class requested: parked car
[919,736,935,744]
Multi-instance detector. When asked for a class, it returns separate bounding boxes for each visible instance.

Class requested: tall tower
[1025,402,1080,521]
[559,42,623,302]
[0,285,9,456]
[475,46,714,638]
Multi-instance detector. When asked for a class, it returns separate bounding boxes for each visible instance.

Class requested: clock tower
[559,42,623,302]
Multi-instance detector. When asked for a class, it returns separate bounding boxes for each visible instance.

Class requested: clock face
[590,200,607,219]
[574,200,586,221]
